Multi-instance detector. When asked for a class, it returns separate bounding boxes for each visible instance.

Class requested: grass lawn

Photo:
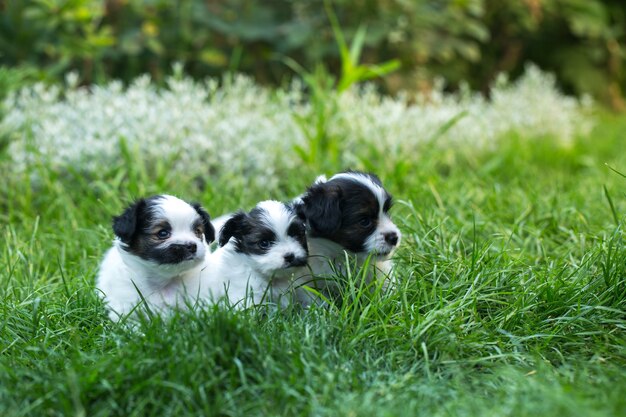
[0,96,625,416]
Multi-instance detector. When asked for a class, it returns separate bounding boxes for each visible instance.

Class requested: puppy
[96,195,215,320]
[292,171,401,304]
[202,200,308,307]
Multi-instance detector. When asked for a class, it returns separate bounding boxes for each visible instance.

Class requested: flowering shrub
[332,65,593,167]
[1,65,591,184]
[2,72,306,187]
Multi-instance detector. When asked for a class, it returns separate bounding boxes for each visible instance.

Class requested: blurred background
[1,0,625,109]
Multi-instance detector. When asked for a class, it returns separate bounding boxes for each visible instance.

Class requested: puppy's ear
[192,202,216,243]
[300,183,342,235]
[112,199,146,244]
[219,212,248,247]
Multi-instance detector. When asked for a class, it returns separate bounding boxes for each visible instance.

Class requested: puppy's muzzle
[284,252,307,268]
[170,242,198,260]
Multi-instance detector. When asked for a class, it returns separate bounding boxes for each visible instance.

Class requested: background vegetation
[1,0,625,107]
[1,1,625,416]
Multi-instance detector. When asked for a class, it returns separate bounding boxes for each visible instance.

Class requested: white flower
[1,64,591,183]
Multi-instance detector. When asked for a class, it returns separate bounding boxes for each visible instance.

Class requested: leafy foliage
[1,0,624,105]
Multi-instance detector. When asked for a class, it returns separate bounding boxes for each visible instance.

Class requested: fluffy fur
[202,200,308,307]
[292,171,401,304]
[96,195,215,320]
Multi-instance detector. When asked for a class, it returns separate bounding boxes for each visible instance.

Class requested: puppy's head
[296,171,401,257]
[219,200,308,276]
[113,195,215,269]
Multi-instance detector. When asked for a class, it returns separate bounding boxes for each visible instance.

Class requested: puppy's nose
[185,242,197,254]
[384,232,398,246]
[284,253,295,263]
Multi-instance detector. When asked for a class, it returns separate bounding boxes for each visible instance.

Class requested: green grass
[1,110,625,417]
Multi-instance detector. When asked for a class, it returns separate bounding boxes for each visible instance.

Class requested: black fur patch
[296,184,343,235]
[219,205,309,262]
[287,221,308,252]
[139,243,198,264]
[112,195,203,264]
[219,211,277,255]
[298,172,393,253]
[192,202,216,243]
[112,196,163,245]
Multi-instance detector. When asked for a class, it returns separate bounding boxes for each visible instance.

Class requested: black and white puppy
[202,200,308,307]
[292,171,401,303]
[96,195,215,320]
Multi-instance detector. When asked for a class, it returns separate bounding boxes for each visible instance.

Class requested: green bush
[0,0,624,106]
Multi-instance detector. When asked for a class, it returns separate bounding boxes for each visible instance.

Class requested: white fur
[317,171,401,258]
[96,195,210,321]
[206,173,402,307]
[330,172,387,205]
[364,213,401,256]
[201,200,307,307]
[293,172,402,305]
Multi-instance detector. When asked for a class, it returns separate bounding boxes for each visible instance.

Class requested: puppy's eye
[194,227,203,237]
[156,229,171,239]
[359,218,372,227]
[258,240,271,249]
